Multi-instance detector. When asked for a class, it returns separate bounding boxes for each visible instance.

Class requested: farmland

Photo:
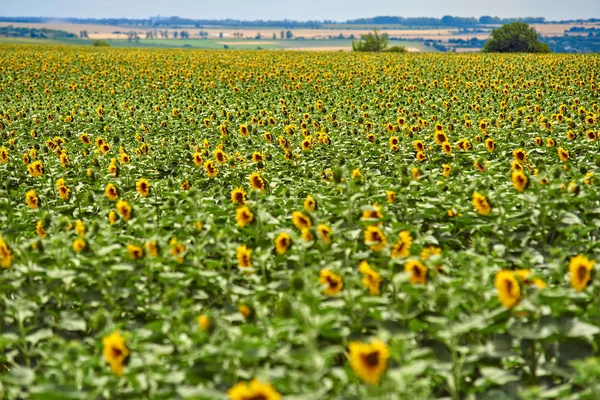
[1,45,600,399]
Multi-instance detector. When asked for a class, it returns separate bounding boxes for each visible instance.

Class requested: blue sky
[2,0,599,21]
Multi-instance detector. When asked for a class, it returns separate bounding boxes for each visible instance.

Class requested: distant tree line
[1,15,599,29]
[0,25,77,39]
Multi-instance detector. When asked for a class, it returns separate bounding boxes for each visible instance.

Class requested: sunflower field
[1,45,600,399]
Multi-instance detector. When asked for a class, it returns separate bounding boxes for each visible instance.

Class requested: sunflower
[227,379,281,400]
[358,261,381,295]
[235,206,254,228]
[249,172,265,192]
[136,178,150,197]
[79,133,91,144]
[231,188,247,205]
[181,179,190,191]
[442,164,452,178]
[391,231,412,258]
[389,136,399,147]
[569,255,594,292]
[251,152,264,163]
[192,152,203,167]
[146,240,159,257]
[0,147,8,164]
[386,191,396,203]
[413,140,425,152]
[36,220,47,237]
[434,131,448,145]
[352,169,364,182]
[442,142,452,155]
[0,235,13,268]
[512,148,527,164]
[239,124,249,137]
[512,170,528,192]
[485,138,495,152]
[102,331,129,376]
[75,220,86,237]
[214,149,227,164]
[420,246,441,260]
[364,225,386,252]
[472,192,491,216]
[301,228,314,242]
[547,138,556,147]
[304,194,316,212]
[292,211,312,230]
[72,238,86,253]
[197,315,210,331]
[26,189,39,209]
[27,160,44,177]
[319,269,343,296]
[361,204,383,221]
[237,244,252,269]
[274,232,291,255]
[405,260,427,284]
[108,211,118,225]
[116,200,132,221]
[317,224,332,245]
[495,270,521,308]
[558,147,570,162]
[238,304,251,318]
[204,160,217,177]
[56,182,70,201]
[348,340,389,385]
[127,244,144,260]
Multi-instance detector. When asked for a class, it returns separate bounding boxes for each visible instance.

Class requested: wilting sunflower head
[569,255,594,292]
[348,339,389,385]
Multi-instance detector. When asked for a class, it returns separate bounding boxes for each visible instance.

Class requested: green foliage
[383,45,407,53]
[483,22,551,53]
[0,45,599,399]
[92,40,110,47]
[352,29,390,52]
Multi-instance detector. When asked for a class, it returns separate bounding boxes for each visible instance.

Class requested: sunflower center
[577,265,588,283]
[111,347,123,358]
[363,351,380,367]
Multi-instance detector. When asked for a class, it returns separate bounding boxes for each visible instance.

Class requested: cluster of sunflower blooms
[495,255,595,309]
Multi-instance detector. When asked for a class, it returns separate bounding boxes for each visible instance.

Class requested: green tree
[352,30,406,53]
[483,22,551,53]
[352,29,388,52]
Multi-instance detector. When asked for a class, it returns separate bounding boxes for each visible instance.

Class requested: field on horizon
[1,44,600,399]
